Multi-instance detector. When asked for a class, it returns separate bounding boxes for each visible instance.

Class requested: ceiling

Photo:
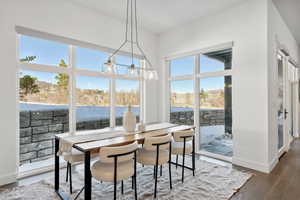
[273,0,300,45]
[69,0,246,34]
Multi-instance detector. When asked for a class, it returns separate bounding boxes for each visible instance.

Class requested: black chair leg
[121,180,124,195]
[154,164,158,198]
[169,161,172,190]
[169,143,172,190]
[192,136,195,176]
[134,151,137,200]
[66,162,69,182]
[134,175,137,200]
[132,176,134,189]
[69,163,72,194]
[114,180,117,200]
[176,155,178,169]
[160,165,162,177]
[153,166,156,179]
[182,154,185,183]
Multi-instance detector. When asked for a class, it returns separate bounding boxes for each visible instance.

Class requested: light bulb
[148,71,154,80]
[103,59,115,74]
[129,64,138,77]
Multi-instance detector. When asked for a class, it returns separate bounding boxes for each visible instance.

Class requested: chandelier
[102,0,158,80]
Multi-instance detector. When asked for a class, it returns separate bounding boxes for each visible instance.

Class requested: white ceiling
[69,0,246,34]
[273,0,300,45]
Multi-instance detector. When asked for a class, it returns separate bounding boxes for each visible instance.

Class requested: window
[170,80,194,125]
[20,35,69,67]
[76,76,110,131]
[116,80,140,126]
[76,47,109,72]
[168,48,233,159]
[18,34,143,171]
[170,56,194,77]
[19,69,69,166]
[200,50,232,73]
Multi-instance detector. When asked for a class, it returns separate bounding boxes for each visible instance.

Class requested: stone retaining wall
[170,109,225,126]
[19,108,222,165]
[19,109,139,165]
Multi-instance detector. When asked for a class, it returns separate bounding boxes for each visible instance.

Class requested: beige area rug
[0,159,252,200]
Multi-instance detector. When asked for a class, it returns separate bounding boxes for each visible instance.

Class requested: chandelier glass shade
[102,0,158,80]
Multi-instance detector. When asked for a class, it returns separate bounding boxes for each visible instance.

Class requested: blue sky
[20,36,139,91]
[20,35,227,93]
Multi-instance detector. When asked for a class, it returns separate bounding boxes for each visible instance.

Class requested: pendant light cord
[131,0,134,65]
[106,0,154,69]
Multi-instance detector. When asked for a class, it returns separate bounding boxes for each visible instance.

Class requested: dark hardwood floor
[232,139,300,200]
[1,139,300,199]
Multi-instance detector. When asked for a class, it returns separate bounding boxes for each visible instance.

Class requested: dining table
[54,122,195,200]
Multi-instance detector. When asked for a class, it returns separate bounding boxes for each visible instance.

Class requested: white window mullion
[165,60,171,122]
[139,60,145,123]
[69,45,76,135]
[110,56,116,128]
[194,55,200,152]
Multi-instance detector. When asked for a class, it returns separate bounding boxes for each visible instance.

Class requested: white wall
[267,0,300,168]
[158,0,271,172]
[0,0,159,185]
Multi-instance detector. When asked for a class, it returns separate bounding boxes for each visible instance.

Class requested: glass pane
[200,49,232,73]
[116,80,140,126]
[115,55,140,75]
[76,76,110,131]
[76,47,109,72]
[19,35,69,67]
[278,56,284,150]
[199,76,233,157]
[170,56,194,77]
[19,70,69,167]
[170,80,194,125]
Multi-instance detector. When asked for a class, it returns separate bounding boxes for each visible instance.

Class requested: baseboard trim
[0,172,17,186]
[268,156,278,172]
[232,157,270,173]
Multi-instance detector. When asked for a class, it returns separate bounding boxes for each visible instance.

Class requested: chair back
[173,129,194,142]
[144,133,172,151]
[99,141,138,163]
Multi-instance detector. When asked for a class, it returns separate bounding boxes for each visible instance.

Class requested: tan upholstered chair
[171,129,195,182]
[91,141,139,200]
[137,134,173,198]
[63,148,85,195]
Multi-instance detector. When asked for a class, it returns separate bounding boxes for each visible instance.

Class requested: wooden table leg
[84,151,92,200]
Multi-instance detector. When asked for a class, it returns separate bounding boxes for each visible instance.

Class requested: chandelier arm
[108,40,127,61]
[136,43,153,68]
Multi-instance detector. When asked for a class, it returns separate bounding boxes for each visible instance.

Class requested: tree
[20,75,39,99]
[55,59,69,90]
[199,88,208,103]
[20,56,37,63]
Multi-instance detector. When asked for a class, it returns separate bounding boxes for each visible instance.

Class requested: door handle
[284,109,288,119]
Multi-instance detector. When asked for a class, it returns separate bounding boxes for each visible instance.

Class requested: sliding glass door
[199,76,232,157]
[168,48,233,160]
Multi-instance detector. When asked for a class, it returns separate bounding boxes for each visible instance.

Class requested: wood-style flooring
[231,139,300,200]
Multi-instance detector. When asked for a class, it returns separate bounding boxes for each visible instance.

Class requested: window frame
[165,43,233,160]
[17,34,145,134]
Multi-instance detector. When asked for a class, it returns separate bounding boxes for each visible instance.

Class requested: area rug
[0,159,252,200]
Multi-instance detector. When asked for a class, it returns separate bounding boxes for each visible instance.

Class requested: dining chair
[63,148,85,196]
[171,129,195,182]
[91,141,139,200]
[137,134,172,198]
